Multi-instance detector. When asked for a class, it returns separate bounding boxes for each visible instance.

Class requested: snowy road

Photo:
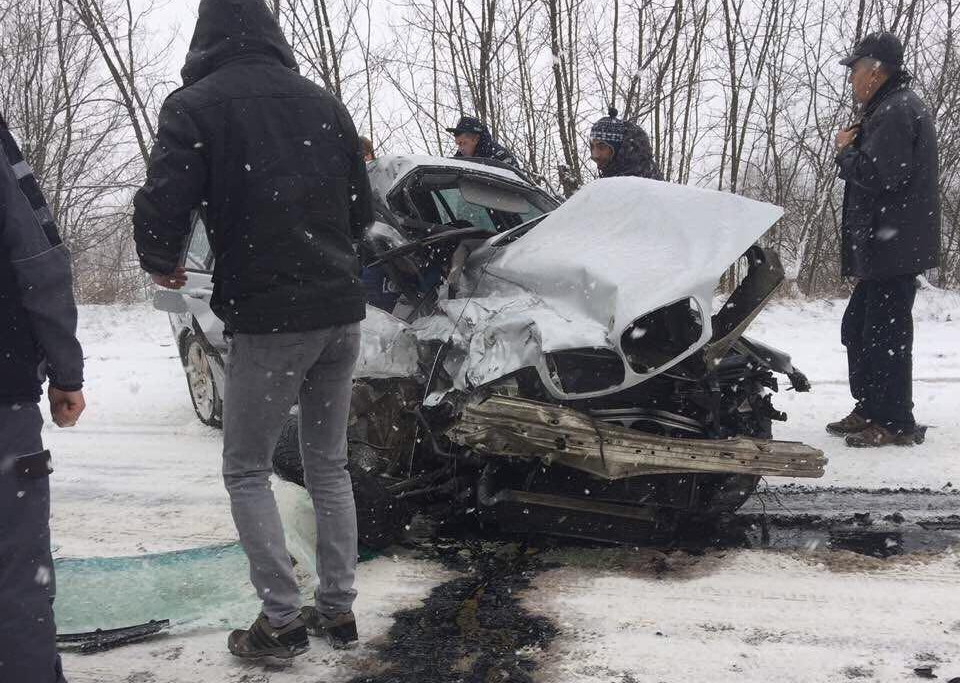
[47,295,960,682]
[751,293,960,491]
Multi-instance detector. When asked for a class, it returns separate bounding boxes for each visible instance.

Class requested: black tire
[181,331,223,428]
[272,415,408,550]
[351,466,409,550]
[273,416,305,485]
[691,473,761,517]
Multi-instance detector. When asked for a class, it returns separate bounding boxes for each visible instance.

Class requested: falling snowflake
[35,566,51,586]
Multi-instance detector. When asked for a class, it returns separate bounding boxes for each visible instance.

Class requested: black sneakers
[227,613,309,659]
[301,606,359,649]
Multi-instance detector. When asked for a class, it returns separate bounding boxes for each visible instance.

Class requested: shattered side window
[184,216,213,271]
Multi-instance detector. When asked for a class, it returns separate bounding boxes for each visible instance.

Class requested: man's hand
[49,387,85,428]
[835,125,860,153]
[151,266,188,290]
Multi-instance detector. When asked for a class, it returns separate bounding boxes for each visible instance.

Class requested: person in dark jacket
[447,115,518,168]
[133,0,373,657]
[589,108,664,180]
[827,32,940,448]
[0,114,85,683]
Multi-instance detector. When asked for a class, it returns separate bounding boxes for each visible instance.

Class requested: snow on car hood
[417,178,784,399]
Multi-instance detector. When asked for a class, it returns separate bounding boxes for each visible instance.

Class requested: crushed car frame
[156,154,824,546]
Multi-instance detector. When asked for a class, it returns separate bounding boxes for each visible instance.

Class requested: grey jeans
[222,323,361,627]
[0,402,67,683]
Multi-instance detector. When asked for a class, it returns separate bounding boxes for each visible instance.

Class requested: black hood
[181,0,297,86]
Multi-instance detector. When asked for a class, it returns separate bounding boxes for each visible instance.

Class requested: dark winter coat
[837,73,940,280]
[133,0,373,334]
[0,116,84,404]
[599,121,663,180]
[453,126,519,169]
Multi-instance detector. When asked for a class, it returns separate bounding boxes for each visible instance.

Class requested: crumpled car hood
[413,178,784,398]
[468,178,783,338]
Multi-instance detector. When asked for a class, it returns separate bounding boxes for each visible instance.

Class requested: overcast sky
[146,1,402,88]
[148,0,193,82]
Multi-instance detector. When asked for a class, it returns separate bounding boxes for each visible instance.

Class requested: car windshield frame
[386,166,559,236]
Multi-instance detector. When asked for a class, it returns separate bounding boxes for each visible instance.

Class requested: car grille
[545,348,626,394]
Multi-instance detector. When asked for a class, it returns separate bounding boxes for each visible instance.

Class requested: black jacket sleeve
[333,103,374,243]
[133,95,208,275]
[0,140,84,391]
[836,98,917,197]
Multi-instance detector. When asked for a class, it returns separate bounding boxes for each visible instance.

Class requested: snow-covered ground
[46,292,960,682]
[528,550,960,683]
[754,289,960,489]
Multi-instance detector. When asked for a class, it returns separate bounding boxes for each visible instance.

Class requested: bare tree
[6,0,959,298]
[63,0,172,164]
[1,0,148,301]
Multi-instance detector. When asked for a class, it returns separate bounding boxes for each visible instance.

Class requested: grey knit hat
[590,107,626,153]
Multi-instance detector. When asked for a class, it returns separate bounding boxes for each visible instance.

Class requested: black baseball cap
[446,116,485,136]
[839,31,904,68]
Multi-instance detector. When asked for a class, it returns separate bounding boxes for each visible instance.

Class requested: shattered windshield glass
[54,544,257,635]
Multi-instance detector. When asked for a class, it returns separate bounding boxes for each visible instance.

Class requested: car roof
[366,154,529,198]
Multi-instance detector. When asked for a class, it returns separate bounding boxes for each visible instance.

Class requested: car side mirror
[153,289,189,314]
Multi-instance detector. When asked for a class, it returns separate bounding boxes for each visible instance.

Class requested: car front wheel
[182,332,223,428]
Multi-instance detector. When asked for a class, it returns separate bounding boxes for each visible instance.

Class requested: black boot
[301,606,359,649]
[227,613,309,659]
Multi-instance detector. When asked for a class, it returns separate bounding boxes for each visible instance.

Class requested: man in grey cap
[828,32,940,447]
[446,115,518,168]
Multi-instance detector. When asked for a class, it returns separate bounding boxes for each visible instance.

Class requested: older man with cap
[828,31,940,447]
[588,107,663,180]
[446,115,518,168]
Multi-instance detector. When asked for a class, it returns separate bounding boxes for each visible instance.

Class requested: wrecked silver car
[158,154,824,547]
[272,155,825,547]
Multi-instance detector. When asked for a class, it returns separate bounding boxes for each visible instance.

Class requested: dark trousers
[0,402,67,683]
[841,276,918,433]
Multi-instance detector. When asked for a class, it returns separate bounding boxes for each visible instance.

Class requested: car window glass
[431,188,498,231]
[517,204,546,224]
[185,218,212,271]
[459,179,532,214]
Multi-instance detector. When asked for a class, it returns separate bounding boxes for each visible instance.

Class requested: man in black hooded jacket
[828,32,940,448]
[134,0,373,658]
